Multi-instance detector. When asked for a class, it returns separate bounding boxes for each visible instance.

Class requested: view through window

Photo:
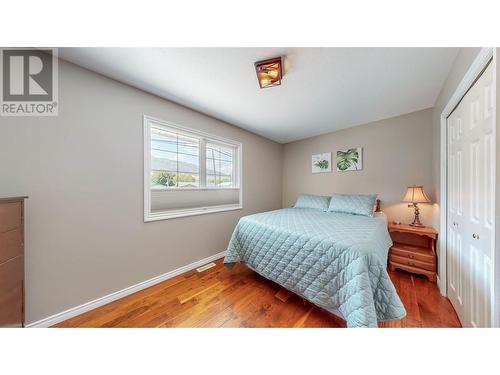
[144,116,242,221]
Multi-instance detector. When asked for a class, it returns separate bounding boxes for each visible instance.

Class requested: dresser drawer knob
[408,254,415,259]
[407,261,415,266]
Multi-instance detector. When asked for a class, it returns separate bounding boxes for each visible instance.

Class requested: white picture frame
[336,147,363,172]
[311,152,332,173]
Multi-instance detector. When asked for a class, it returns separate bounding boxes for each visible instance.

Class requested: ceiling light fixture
[254,57,283,89]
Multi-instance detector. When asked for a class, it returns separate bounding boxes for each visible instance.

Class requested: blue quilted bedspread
[224,208,406,327]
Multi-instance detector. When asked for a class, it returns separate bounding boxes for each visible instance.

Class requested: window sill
[144,203,242,222]
[151,187,240,192]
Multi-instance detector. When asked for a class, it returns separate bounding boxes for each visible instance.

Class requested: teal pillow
[294,194,331,211]
[328,194,377,217]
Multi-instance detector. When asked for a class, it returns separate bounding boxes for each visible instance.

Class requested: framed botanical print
[311,152,332,173]
[336,147,362,171]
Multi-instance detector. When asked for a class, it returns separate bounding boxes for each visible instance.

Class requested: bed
[224,200,406,328]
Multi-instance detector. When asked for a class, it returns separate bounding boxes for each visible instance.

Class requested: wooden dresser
[388,223,438,282]
[0,196,27,327]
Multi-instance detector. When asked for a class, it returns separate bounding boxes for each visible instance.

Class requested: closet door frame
[439,47,498,327]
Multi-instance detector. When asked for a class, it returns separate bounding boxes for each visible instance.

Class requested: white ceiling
[59,48,459,143]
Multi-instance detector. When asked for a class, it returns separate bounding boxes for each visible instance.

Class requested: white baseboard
[26,251,227,328]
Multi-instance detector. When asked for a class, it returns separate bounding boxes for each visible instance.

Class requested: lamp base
[409,222,424,227]
[409,203,424,227]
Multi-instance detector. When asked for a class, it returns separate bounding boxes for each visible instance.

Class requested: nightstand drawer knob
[407,261,415,266]
[473,233,480,240]
[408,254,415,259]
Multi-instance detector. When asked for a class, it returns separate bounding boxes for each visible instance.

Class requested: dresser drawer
[0,255,24,326]
[390,254,435,271]
[0,255,24,294]
[390,243,434,263]
[0,228,23,264]
[0,202,23,233]
[0,282,23,327]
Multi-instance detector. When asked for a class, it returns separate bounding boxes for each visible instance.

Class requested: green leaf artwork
[336,148,363,171]
[314,159,329,170]
[311,152,332,173]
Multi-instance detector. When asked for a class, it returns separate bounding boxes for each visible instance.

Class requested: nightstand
[388,223,438,282]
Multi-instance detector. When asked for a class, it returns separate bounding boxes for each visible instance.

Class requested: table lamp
[402,185,431,226]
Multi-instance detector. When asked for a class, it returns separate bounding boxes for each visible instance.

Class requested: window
[151,128,200,189]
[144,115,242,221]
[206,142,235,188]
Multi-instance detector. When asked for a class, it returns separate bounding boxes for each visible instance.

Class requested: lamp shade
[402,185,431,203]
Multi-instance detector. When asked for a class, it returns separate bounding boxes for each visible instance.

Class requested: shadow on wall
[431,203,440,230]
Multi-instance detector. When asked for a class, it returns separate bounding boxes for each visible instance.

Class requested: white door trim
[439,47,497,326]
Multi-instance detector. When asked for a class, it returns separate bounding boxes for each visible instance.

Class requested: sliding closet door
[447,61,495,328]
[447,99,466,323]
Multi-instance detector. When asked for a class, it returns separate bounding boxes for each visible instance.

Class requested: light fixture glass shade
[255,57,283,89]
[402,185,431,203]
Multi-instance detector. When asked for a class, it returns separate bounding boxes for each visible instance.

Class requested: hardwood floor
[55,259,461,328]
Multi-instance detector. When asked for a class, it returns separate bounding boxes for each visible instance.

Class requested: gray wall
[0,59,283,324]
[282,109,435,224]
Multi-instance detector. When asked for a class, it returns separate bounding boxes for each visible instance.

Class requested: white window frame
[144,115,243,221]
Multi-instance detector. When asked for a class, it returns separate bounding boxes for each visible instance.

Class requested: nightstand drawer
[390,243,434,263]
[390,254,435,271]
